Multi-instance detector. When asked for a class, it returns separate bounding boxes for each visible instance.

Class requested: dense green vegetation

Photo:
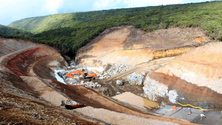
[0,25,32,38]
[4,1,222,57]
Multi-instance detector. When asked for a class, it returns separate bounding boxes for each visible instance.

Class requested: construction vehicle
[65,70,96,80]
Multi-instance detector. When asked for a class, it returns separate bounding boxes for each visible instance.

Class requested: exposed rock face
[76,26,210,66]
[157,42,222,94]
[145,71,222,109]
[143,74,177,103]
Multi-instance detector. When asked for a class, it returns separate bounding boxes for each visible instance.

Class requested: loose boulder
[127,72,144,85]
[116,80,124,86]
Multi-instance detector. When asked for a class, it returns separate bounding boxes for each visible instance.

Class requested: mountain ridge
[3,1,222,57]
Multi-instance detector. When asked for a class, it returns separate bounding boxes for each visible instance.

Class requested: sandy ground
[75,106,179,125]
[112,92,158,110]
[21,76,68,106]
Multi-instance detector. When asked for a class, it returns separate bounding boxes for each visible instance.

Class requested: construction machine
[65,70,96,80]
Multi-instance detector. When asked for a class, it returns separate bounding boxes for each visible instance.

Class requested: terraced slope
[76,26,222,111]
[157,42,222,94]
[0,37,194,124]
[76,26,210,66]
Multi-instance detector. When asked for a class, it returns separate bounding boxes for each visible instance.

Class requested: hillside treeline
[2,1,222,57]
[0,25,32,38]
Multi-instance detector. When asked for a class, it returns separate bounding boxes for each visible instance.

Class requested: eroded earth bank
[1,26,222,124]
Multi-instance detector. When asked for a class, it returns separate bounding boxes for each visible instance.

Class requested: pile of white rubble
[98,63,134,79]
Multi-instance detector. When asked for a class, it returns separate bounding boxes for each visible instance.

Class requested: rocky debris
[99,63,134,79]
[143,74,178,104]
[127,72,144,86]
[116,80,124,86]
[66,78,101,89]
[81,81,101,89]
[167,90,178,104]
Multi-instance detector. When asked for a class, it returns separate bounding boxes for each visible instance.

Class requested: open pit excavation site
[1,26,222,125]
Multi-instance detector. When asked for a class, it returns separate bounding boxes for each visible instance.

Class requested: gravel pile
[127,72,145,85]
[99,63,134,79]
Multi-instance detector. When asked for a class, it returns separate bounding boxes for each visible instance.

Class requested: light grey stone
[116,80,124,86]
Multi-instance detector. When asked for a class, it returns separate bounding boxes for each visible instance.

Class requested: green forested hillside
[0,25,32,38]
[6,1,222,56]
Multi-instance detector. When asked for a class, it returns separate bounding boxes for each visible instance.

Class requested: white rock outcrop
[127,72,144,86]
[143,74,178,104]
